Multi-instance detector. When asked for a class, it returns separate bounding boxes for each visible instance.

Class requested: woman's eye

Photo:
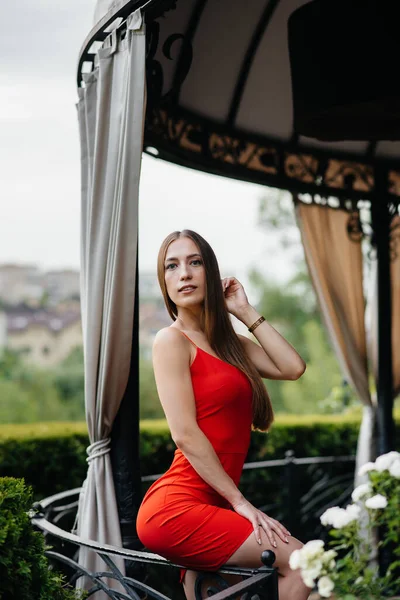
[191,260,203,266]
[165,263,176,270]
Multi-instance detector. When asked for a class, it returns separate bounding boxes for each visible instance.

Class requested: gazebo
[33,1,400,598]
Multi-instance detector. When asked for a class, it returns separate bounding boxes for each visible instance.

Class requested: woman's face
[164,236,206,309]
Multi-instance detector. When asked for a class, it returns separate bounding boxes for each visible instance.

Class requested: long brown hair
[157,229,274,432]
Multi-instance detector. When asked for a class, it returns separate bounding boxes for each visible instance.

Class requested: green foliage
[279,321,358,414]
[0,349,85,424]
[139,358,164,420]
[252,273,350,414]
[0,424,88,500]
[51,346,85,413]
[0,369,73,424]
[0,477,84,599]
[0,347,166,424]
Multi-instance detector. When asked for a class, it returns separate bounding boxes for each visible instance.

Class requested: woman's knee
[226,530,304,574]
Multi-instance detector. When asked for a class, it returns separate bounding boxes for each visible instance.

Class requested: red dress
[136,331,254,581]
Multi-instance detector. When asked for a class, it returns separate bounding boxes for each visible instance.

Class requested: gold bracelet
[248,316,265,333]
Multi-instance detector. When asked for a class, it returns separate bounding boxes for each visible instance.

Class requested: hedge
[1,411,399,501]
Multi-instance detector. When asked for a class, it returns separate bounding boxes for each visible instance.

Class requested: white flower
[365,494,388,509]
[351,482,372,502]
[389,459,400,479]
[301,564,323,588]
[358,461,376,476]
[302,572,316,588]
[345,503,361,519]
[318,575,335,598]
[320,506,340,526]
[355,576,363,585]
[302,539,325,559]
[322,549,337,565]
[375,451,400,472]
[321,549,337,570]
[289,549,301,570]
[320,506,358,529]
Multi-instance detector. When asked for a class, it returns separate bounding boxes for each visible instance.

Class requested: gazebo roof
[82,0,400,204]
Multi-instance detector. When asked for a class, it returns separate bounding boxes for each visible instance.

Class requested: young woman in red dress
[136,230,310,600]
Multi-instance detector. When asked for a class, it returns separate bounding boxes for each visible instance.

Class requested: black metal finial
[261,549,276,567]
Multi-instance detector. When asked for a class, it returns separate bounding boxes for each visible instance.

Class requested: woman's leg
[226,530,311,600]
[182,570,243,600]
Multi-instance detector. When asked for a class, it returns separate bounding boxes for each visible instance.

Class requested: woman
[136,230,310,600]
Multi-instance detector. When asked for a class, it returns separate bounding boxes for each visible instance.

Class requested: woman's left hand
[222,277,249,318]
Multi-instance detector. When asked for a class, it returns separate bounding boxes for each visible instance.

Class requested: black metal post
[371,169,396,580]
[110,248,143,552]
[370,169,395,455]
[283,450,297,536]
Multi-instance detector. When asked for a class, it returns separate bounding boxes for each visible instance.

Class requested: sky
[0,0,298,301]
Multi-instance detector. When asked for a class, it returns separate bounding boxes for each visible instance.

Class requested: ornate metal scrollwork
[145,17,193,124]
[194,572,230,599]
[346,211,364,243]
[293,190,400,261]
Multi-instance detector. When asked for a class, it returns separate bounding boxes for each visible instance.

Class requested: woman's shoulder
[152,327,193,369]
[153,326,188,351]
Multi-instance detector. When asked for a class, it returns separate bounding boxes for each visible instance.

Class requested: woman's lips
[179,287,197,294]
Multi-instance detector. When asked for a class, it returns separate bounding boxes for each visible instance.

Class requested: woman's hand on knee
[231,498,291,548]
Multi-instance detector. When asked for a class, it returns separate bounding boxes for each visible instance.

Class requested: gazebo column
[110,251,143,552]
[371,169,395,455]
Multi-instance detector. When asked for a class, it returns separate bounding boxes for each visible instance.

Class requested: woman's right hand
[231,497,291,547]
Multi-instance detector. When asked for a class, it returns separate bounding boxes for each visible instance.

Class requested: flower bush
[289,451,400,599]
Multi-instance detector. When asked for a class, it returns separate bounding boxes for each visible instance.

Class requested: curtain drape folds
[295,202,376,481]
[75,11,146,596]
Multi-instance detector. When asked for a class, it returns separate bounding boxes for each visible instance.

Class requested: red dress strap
[178,330,198,348]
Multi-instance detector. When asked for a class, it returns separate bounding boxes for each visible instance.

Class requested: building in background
[0,264,80,307]
[5,306,82,368]
[0,264,44,306]
[42,270,81,305]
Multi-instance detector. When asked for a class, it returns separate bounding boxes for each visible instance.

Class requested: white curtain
[295,202,376,482]
[75,10,146,596]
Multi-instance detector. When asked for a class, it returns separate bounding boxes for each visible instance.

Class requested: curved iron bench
[32,487,279,600]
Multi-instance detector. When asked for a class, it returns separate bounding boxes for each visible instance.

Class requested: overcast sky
[1,0,297,300]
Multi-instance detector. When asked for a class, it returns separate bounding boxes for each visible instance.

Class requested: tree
[139,357,164,420]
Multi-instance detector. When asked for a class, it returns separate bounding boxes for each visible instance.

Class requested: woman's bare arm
[236,305,306,381]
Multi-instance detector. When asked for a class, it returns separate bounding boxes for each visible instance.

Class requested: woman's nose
[179,264,191,279]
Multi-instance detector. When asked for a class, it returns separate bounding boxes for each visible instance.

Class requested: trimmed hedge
[1,412,399,501]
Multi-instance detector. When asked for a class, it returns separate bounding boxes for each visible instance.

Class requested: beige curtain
[366,214,400,400]
[295,202,375,481]
[75,11,146,596]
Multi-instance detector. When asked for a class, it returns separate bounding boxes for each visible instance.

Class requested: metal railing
[32,451,356,599]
